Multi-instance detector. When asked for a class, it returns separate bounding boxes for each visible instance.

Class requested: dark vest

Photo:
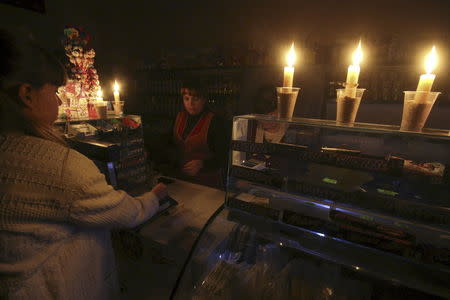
[173,111,214,164]
[172,111,223,189]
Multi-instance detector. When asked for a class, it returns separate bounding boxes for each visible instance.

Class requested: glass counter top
[235,114,450,141]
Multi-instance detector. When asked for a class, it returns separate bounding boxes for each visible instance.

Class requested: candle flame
[286,43,296,67]
[96,88,103,98]
[425,46,437,74]
[113,81,120,93]
[352,40,363,66]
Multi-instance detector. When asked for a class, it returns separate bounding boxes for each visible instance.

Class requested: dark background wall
[2,0,450,131]
[1,0,450,95]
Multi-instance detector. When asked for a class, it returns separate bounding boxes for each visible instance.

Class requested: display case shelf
[55,115,150,194]
[237,114,450,141]
[54,112,121,125]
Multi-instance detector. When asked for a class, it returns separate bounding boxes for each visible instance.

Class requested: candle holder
[95,102,108,119]
[113,101,125,116]
[336,87,365,125]
[276,87,300,119]
[400,91,440,132]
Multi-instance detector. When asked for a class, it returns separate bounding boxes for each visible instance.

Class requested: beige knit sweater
[0,134,159,299]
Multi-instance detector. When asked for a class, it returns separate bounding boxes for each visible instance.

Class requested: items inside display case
[231,117,449,211]
[227,115,450,269]
[173,209,449,299]
[55,115,152,194]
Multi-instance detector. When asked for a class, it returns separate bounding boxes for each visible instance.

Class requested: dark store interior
[1,1,450,299]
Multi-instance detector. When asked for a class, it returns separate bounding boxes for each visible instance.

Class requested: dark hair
[252,84,277,114]
[180,78,208,99]
[0,30,66,90]
[0,29,67,145]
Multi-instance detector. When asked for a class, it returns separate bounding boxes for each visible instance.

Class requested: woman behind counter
[0,30,167,299]
[170,79,229,189]
[253,84,290,144]
[233,84,292,171]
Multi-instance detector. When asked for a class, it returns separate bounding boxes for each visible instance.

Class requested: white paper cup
[400,91,440,132]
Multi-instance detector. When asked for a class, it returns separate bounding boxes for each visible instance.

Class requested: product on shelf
[227,196,280,221]
[283,210,328,231]
[60,115,150,194]
[403,160,445,177]
[192,260,238,299]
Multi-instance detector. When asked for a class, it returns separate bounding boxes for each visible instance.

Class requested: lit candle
[415,46,437,103]
[113,80,120,103]
[345,40,363,98]
[283,43,296,88]
[96,87,104,102]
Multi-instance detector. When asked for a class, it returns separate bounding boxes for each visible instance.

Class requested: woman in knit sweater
[0,30,167,299]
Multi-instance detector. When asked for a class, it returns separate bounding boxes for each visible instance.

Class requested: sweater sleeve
[63,149,159,229]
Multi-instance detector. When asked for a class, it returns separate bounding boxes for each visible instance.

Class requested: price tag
[360,215,374,222]
[377,188,399,197]
[322,177,338,184]
[394,222,410,229]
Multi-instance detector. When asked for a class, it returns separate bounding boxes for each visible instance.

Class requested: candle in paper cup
[113,80,120,103]
[415,46,437,103]
[277,87,300,119]
[96,87,104,102]
[113,101,124,116]
[401,91,440,132]
[283,43,296,88]
[345,40,363,98]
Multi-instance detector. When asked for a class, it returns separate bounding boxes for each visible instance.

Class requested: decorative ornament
[58,26,102,120]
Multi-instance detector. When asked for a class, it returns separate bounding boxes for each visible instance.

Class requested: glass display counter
[171,115,450,299]
[55,114,150,195]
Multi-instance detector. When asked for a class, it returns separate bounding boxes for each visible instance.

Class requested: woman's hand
[182,159,204,176]
[151,183,168,200]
